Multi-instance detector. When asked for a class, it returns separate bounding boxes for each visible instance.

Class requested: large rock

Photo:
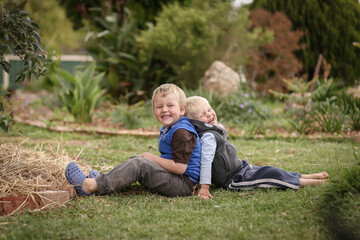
[202,61,240,96]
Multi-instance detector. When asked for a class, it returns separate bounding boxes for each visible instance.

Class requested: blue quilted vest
[158,117,201,183]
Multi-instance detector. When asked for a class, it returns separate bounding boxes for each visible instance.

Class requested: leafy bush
[212,93,270,125]
[85,5,139,99]
[247,9,305,94]
[317,153,360,240]
[138,0,272,88]
[55,61,105,123]
[84,5,172,102]
[311,78,343,102]
[185,84,271,126]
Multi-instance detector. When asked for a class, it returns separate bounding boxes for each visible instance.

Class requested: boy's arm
[198,132,217,199]
[142,129,197,175]
[141,153,187,174]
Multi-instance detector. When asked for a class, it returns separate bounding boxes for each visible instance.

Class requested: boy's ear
[180,107,186,116]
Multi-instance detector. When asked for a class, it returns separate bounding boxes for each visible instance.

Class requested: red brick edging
[0,187,76,216]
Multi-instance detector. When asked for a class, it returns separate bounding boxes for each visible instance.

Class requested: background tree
[57,0,189,30]
[2,0,85,53]
[247,9,305,94]
[24,0,85,53]
[0,5,49,132]
[250,0,360,85]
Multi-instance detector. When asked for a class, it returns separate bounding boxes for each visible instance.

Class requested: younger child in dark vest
[186,96,329,199]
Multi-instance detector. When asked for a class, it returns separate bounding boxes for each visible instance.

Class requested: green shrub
[55,61,105,123]
[185,84,271,126]
[84,5,172,102]
[317,154,360,240]
[85,6,138,99]
[311,78,344,102]
[138,0,272,88]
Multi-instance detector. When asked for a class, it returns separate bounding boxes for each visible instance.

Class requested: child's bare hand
[141,152,155,160]
[197,188,213,199]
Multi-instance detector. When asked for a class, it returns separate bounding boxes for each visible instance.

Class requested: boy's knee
[128,156,154,169]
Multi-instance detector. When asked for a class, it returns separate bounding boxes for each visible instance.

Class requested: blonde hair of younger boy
[185,96,209,119]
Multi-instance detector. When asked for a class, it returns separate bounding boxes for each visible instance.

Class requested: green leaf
[98,43,117,58]
[81,61,96,85]
[0,45,8,55]
[19,10,28,16]
[56,68,77,86]
[0,61,11,73]
[6,43,15,55]
[118,52,137,61]
[0,122,9,133]
[15,74,26,83]
[0,91,11,97]
[0,115,9,133]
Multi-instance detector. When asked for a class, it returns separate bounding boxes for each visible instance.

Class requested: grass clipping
[0,141,89,198]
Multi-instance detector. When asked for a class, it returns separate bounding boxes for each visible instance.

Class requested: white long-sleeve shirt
[199,132,217,185]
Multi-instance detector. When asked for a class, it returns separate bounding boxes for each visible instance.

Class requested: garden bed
[11,91,159,137]
[11,90,360,142]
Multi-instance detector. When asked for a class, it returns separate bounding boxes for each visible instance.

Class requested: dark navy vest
[190,119,243,187]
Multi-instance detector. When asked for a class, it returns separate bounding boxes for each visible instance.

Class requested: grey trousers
[95,156,193,197]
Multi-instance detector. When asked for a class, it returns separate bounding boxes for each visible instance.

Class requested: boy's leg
[95,156,192,197]
[228,164,301,190]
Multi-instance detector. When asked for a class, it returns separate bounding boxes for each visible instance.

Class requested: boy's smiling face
[153,92,185,129]
[193,102,218,126]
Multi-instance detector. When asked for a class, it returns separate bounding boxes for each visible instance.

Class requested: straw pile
[0,141,90,198]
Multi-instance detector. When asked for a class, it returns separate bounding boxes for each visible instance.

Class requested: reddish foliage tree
[247,9,305,94]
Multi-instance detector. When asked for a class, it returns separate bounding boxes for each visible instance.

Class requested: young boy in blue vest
[65,84,201,197]
[186,96,329,199]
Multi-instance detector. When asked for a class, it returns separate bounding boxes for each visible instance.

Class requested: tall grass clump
[311,98,349,133]
[339,94,360,131]
[112,101,155,129]
[317,150,360,240]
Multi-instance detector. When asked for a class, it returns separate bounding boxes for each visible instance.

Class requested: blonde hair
[185,96,209,119]
[151,83,186,109]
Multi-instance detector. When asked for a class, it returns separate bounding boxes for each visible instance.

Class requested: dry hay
[0,140,91,198]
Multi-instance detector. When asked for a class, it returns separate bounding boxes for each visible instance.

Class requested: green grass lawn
[0,124,358,239]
